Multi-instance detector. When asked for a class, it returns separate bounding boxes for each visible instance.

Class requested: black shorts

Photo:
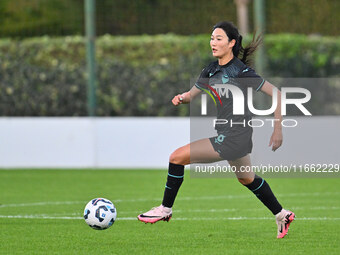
[209,130,253,161]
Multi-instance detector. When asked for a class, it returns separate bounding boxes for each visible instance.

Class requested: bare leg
[228,154,255,185]
[169,138,223,165]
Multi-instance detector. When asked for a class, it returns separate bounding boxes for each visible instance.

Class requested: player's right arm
[172,86,202,106]
[172,63,213,106]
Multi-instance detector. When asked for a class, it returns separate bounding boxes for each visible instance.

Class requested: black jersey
[195,57,265,136]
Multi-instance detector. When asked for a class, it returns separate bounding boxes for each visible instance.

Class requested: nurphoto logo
[200,84,312,128]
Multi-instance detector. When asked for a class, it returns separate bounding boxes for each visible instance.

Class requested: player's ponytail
[213,21,262,66]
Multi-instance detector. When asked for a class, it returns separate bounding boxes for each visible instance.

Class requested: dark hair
[213,21,262,66]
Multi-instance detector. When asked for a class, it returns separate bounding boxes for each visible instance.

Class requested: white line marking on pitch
[121,206,340,215]
[0,215,83,220]
[1,215,340,221]
[2,205,339,218]
[0,192,339,208]
[0,201,86,208]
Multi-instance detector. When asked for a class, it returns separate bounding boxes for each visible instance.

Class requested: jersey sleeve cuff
[195,82,204,90]
[256,79,265,91]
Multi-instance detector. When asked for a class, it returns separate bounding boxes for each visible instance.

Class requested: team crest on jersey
[222,75,229,84]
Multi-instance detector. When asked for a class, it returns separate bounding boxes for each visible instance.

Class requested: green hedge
[0,34,339,116]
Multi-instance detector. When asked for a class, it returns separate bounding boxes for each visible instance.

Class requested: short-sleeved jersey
[195,57,265,136]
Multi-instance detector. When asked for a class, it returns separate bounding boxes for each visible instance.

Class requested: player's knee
[238,177,254,185]
[169,149,187,165]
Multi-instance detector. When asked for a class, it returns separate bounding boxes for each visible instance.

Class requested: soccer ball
[83,198,117,230]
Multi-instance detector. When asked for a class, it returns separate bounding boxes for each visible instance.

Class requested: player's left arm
[260,81,283,152]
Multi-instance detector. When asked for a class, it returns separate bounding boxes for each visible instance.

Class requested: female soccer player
[138,21,295,239]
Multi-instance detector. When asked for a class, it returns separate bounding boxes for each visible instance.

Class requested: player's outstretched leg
[138,162,184,224]
[138,139,221,224]
[137,162,183,224]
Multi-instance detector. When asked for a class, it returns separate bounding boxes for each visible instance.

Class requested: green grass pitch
[0,169,339,254]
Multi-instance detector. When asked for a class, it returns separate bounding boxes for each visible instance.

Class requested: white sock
[275,209,285,219]
[161,205,172,213]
